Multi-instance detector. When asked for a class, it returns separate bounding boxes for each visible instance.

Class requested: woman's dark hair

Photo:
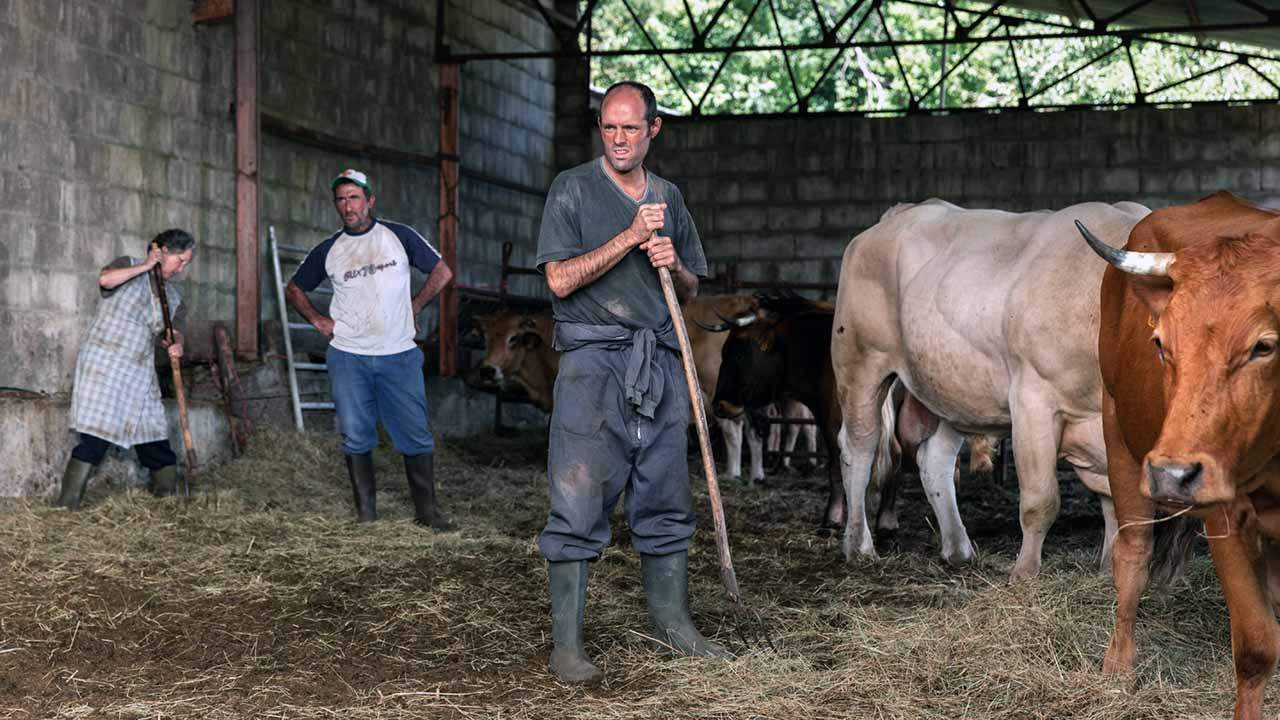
[153,228,195,252]
[600,81,659,124]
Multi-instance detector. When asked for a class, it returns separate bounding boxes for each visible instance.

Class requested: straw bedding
[0,428,1262,718]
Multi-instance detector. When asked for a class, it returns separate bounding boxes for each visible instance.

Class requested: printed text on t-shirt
[342,259,397,282]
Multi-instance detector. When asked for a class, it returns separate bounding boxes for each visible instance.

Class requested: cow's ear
[521,332,542,350]
[1131,275,1174,318]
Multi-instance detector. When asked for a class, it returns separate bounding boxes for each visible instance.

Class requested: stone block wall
[647,105,1280,288]
[0,0,237,395]
[259,0,556,318]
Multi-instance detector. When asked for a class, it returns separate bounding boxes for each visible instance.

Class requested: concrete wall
[259,0,556,305]
[0,1,238,394]
[646,106,1280,287]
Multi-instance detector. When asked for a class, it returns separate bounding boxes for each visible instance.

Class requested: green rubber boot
[56,458,94,510]
[548,560,602,685]
[641,551,732,658]
[404,453,454,530]
[149,465,178,497]
[345,453,377,522]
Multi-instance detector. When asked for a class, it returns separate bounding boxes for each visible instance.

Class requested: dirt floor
[0,427,1266,719]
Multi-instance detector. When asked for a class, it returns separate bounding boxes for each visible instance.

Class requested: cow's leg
[1204,509,1278,720]
[1008,389,1066,579]
[1101,393,1153,676]
[836,423,874,558]
[1097,492,1117,574]
[821,417,845,528]
[767,404,789,470]
[1071,468,1116,573]
[836,382,893,559]
[779,400,810,472]
[718,415,748,487]
[915,421,974,565]
[874,462,901,533]
[744,414,766,485]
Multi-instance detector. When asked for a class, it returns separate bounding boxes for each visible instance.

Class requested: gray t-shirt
[536,158,708,330]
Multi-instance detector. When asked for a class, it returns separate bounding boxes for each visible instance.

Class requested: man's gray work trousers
[538,344,696,562]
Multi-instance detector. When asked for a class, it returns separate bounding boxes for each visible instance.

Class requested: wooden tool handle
[657,264,742,603]
[151,266,198,473]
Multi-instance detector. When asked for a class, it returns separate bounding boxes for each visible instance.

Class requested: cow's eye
[1251,337,1276,360]
[507,335,519,348]
[1152,336,1165,363]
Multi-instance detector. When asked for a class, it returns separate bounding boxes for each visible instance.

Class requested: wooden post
[234,0,260,358]
[437,62,460,377]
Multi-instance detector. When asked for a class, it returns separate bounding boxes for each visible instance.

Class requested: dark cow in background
[708,293,997,532]
[1081,192,1280,720]
[706,294,849,527]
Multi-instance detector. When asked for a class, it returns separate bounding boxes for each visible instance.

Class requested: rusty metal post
[235,0,260,358]
[437,62,460,377]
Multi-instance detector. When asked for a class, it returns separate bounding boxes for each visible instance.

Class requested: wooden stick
[656,264,742,604]
[151,266,199,477]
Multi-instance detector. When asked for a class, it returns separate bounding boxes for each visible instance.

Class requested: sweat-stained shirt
[291,219,440,356]
[535,157,708,330]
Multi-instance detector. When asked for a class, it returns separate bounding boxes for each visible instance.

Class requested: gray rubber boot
[56,458,94,510]
[345,453,377,522]
[404,453,454,530]
[641,551,732,658]
[149,465,178,497]
[548,560,602,685]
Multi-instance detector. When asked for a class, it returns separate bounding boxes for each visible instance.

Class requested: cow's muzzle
[713,400,744,419]
[1145,454,1233,507]
[1146,460,1203,504]
[465,365,502,391]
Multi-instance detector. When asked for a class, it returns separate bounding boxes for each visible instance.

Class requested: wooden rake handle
[151,265,198,474]
[656,264,743,604]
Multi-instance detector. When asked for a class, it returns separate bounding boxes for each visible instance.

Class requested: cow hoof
[842,535,877,562]
[941,542,976,567]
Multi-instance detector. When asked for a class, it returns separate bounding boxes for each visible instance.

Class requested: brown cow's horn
[715,310,757,328]
[694,319,731,332]
[1075,219,1174,277]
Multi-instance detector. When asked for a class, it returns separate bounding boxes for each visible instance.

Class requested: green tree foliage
[586,0,1280,115]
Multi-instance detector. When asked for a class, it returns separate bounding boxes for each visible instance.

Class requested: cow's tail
[1148,513,1199,591]
[871,388,901,492]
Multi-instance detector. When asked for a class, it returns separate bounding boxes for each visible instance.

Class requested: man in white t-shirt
[286,169,455,529]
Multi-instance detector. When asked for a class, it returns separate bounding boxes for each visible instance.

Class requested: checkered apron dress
[68,259,182,448]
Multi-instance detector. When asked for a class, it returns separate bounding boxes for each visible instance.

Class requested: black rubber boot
[404,453,454,530]
[56,458,94,510]
[149,465,178,497]
[345,453,377,522]
[548,560,602,685]
[641,551,732,658]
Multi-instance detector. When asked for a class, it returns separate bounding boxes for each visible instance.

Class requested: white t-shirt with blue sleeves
[291,219,441,356]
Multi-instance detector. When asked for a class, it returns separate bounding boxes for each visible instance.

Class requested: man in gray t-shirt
[534,81,727,686]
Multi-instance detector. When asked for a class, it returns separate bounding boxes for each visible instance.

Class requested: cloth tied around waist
[554,321,680,419]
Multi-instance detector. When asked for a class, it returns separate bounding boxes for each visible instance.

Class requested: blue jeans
[327,346,434,456]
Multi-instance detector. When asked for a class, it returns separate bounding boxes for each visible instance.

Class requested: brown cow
[1081,191,1280,720]
[472,308,558,412]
